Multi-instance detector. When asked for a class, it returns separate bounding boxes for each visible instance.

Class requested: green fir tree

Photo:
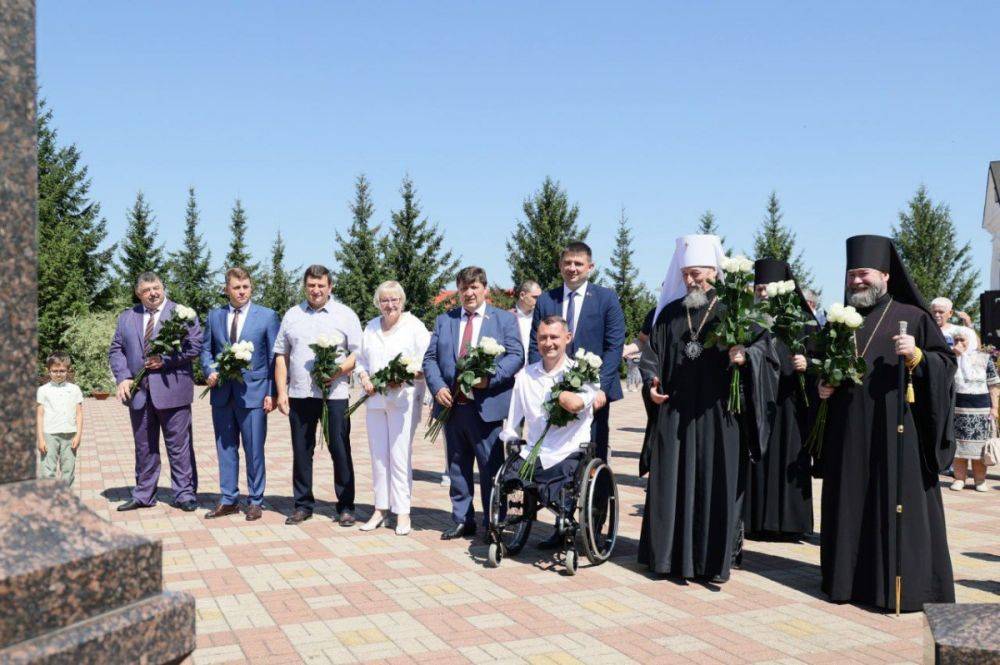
[333,174,388,321]
[892,185,980,315]
[259,230,300,315]
[37,100,116,361]
[116,191,165,303]
[382,176,459,325]
[224,197,260,285]
[167,187,215,318]
[506,177,589,289]
[697,210,727,250]
[605,208,655,340]
[752,191,814,288]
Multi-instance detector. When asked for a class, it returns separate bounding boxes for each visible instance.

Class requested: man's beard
[848,281,887,309]
[683,287,708,309]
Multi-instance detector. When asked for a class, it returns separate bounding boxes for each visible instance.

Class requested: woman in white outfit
[356,281,431,535]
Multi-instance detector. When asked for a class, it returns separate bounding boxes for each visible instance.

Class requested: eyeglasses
[379,297,402,305]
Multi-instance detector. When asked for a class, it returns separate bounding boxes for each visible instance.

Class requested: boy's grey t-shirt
[273,299,363,400]
[37,381,83,434]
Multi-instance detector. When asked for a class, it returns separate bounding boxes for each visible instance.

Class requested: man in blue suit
[424,266,524,540]
[200,267,281,521]
[530,242,626,546]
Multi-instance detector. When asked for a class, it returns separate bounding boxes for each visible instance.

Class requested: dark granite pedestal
[0,1,195,662]
[923,604,1000,664]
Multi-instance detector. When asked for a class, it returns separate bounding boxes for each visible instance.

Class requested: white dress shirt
[356,312,431,410]
[500,356,597,469]
[456,302,488,356]
[562,282,588,334]
[226,302,250,342]
[514,306,533,358]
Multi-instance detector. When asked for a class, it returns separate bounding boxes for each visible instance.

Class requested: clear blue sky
[38,1,998,304]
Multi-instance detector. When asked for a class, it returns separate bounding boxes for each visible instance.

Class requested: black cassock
[820,294,956,611]
[639,295,777,581]
[744,335,814,537]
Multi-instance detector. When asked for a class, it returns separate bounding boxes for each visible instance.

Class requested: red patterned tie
[459,311,477,358]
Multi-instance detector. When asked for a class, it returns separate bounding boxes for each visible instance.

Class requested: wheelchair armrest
[506,439,526,456]
[578,441,596,458]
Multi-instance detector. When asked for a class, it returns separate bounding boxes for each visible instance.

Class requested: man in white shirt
[501,314,597,545]
[512,280,541,362]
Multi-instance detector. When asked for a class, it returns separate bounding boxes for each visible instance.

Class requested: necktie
[230,308,241,344]
[565,290,577,336]
[459,311,477,358]
[144,309,157,348]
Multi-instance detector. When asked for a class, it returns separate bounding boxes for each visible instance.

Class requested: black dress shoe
[441,523,475,540]
[117,499,150,512]
[174,500,198,512]
[537,530,564,550]
[285,509,312,525]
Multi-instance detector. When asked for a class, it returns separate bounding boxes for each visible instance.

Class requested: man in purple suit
[109,271,202,512]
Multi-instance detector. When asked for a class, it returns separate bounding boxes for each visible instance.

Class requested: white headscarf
[949,324,984,384]
[653,234,727,323]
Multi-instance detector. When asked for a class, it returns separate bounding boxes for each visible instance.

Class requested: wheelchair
[485,439,619,575]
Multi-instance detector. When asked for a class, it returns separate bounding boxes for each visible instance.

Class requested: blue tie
[566,290,577,343]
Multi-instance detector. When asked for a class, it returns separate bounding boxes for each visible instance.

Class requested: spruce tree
[37,100,116,361]
[605,208,655,340]
[506,177,589,289]
[333,174,388,321]
[892,185,980,315]
[224,197,260,283]
[752,191,814,288]
[382,176,459,325]
[697,210,727,250]
[116,191,165,302]
[168,187,215,318]
[259,230,300,315]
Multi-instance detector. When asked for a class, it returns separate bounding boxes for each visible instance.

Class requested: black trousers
[289,397,355,513]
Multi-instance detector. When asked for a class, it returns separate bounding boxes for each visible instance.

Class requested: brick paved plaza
[71,391,999,664]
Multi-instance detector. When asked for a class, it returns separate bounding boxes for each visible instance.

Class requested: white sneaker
[974,483,990,493]
[949,480,965,491]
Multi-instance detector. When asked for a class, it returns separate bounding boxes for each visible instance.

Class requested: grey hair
[134,271,163,290]
[930,297,953,310]
[373,280,406,309]
[801,288,819,305]
[517,279,541,296]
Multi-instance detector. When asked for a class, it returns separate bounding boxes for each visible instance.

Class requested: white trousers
[366,396,420,514]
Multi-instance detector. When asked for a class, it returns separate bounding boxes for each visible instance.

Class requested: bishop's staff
[894,320,907,617]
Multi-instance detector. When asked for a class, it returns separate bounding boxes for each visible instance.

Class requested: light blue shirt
[273,299,362,400]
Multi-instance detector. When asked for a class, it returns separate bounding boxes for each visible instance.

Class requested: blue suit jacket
[199,303,281,409]
[529,282,626,402]
[423,304,524,423]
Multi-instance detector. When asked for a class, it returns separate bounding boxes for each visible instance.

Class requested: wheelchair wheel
[488,458,536,557]
[576,458,619,565]
[486,542,503,568]
[564,548,578,576]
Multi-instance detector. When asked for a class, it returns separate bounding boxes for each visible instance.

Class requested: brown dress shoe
[245,505,263,521]
[205,504,240,519]
[338,510,356,527]
[285,509,312,525]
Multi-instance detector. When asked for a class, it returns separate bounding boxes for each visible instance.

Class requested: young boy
[36,352,84,485]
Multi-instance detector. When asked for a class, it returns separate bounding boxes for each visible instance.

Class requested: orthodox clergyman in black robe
[744,259,815,539]
[639,235,777,583]
[818,235,955,611]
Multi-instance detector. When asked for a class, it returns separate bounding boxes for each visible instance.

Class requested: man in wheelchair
[487,315,618,572]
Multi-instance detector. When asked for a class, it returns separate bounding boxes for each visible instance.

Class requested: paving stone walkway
[72,391,999,664]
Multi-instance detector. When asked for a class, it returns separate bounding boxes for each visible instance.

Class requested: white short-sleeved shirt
[356,312,431,411]
[273,299,363,400]
[500,357,597,469]
[37,381,84,434]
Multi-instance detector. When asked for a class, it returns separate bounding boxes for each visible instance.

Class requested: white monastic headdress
[653,234,727,323]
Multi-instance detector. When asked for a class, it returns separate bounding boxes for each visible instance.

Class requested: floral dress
[954,352,999,460]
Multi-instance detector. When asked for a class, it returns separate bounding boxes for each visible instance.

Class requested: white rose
[243,341,255,353]
[765,282,779,298]
[405,361,422,376]
[314,334,331,348]
[584,352,603,369]
[575,348,586,359]
[785,280,797,294]
[846,311,864,329]
[720,257,735,272]
[827,303,844,324]
[175,304,196,321]
[739,257,754,273]
[235,350,252,361]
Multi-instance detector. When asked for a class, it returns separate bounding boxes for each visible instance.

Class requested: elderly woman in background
[951,329,999,492]
[930,296,978,347]
[356,281,431,534]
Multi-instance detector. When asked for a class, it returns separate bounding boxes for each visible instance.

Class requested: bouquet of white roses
[200,340,255,399]
[130,304,198,399]
[804,303,866,456]
[518,349,602,482]
[346,353,422,417]
[426,336,505,443]
[310,332,346,442]
[762,279,818,406]
[705,255,770,414]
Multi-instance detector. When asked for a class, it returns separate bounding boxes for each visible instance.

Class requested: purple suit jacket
[109,300,203,411]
